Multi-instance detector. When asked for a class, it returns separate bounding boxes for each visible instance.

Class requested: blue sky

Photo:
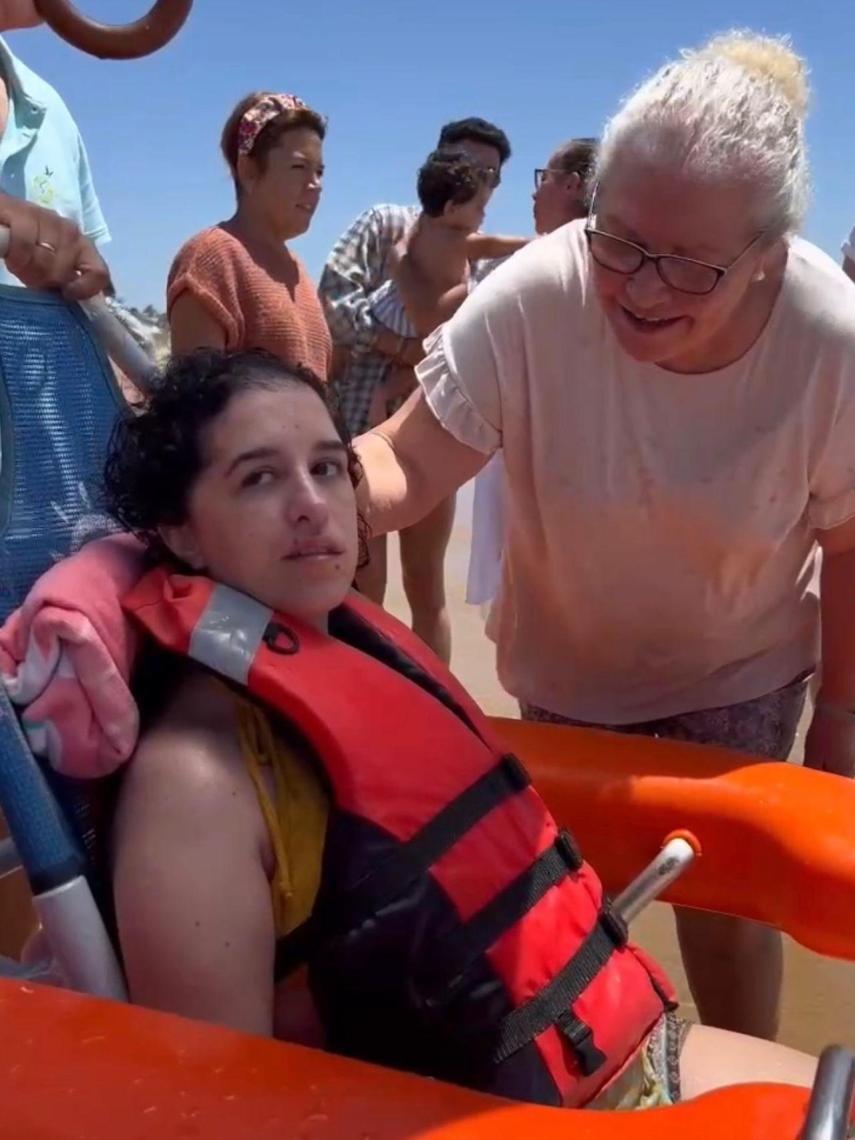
[11,0,855,307]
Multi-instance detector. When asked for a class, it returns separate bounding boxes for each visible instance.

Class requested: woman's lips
[618,303,685,333]
[285,542,343,561]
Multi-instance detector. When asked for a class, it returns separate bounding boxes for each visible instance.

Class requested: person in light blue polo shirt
[0,30,109,287]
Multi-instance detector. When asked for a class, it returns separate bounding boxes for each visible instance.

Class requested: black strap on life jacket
[274,603,623,1079]
[275,749,531,979]
[414,829,584,1007]
[491,902,630,1076]
[275,601,534,955]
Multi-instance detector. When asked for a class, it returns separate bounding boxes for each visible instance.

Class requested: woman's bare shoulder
[119,671,259,831]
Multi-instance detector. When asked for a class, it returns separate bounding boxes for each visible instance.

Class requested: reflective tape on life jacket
[123,567,676,1109]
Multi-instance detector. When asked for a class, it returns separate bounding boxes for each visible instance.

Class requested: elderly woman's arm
[355,389,489,536]
[804,516,855,777]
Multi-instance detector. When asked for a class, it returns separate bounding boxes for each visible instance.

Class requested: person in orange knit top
[167,92,331,378]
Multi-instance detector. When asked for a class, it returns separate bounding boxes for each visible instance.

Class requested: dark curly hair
[437,117,511,167]
[417,149,490,218]
[103,348,369,569]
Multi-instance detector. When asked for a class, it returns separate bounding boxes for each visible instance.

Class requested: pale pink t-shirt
[417,221,855,723]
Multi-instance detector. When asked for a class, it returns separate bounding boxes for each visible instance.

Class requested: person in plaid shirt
[318,117,511,662]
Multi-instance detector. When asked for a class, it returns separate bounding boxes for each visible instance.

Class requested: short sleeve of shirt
[806,274,855,530]
[416,261,527,455]
[167,229,243,346]
[809,372,855,531]
[75,131,109,245]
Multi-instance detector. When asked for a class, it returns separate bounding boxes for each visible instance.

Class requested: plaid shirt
[318,203,419,435]
[319,203,501,435]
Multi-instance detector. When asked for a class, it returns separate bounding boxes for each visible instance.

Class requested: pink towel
[0,534,146,778]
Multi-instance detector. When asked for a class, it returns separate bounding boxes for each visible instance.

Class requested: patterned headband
[237,93,312,157]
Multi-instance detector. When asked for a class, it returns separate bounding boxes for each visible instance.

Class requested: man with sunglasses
[532,137,598,235]
[318,117,511,663]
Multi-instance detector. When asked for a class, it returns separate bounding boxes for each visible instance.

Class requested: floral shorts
[520,674,810,759]
[589,1013,689,1110]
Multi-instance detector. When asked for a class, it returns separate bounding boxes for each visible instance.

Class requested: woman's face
[591,160,777,371]
[163,383,359,629]
[241,127,324,241]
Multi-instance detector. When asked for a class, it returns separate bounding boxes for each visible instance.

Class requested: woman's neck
[228,201,291,252]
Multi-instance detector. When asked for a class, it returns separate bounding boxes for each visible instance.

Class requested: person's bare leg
[676,908,783,1040]
[356,534,388,605]
[679,1023,816,1100]
[399,494,456,664]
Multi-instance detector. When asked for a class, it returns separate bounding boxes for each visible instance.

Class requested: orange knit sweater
[167,225,331,379]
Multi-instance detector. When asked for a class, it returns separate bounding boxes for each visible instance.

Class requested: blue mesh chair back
[0,286,124,911]
[0,285,123,623]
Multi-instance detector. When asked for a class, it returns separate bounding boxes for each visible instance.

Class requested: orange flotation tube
[0,979,824,1139]
[493,718,855,961]
[34,1,193,60]
[3,720,853,1137]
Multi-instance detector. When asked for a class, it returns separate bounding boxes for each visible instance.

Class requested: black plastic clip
[263,622,300,655]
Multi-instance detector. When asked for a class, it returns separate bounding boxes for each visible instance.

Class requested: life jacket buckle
[556,1010,608,1076]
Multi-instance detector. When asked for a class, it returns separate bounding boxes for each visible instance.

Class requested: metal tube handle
[0,225,157,392]
[801,1046,855,1140]
[613,832,700,924]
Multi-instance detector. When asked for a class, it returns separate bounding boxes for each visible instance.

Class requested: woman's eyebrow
[225,446,278,476]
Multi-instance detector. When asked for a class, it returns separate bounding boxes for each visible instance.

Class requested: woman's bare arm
[355,388,488,535]
[168,293,227,354]
[113,718,276,1035]
[465,233,531,260]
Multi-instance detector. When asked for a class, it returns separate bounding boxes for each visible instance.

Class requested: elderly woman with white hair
[356,31,855,1041]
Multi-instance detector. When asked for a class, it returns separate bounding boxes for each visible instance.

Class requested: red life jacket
[123,568,676,1109]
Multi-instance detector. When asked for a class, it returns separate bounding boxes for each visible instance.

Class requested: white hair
[597,31,811,236]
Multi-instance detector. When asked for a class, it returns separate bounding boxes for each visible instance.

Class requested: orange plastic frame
[493,718,855,961]
[1,720,853,1138]
[0,979,831,1139]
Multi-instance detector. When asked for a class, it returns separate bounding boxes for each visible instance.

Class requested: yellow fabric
[235,696,328,938]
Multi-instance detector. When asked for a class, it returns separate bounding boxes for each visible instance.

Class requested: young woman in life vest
[103,347,815,1112]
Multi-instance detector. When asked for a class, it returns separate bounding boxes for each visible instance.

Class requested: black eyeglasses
[584,225,765,296]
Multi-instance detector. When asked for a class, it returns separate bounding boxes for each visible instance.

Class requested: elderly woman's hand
[0,194,109,299]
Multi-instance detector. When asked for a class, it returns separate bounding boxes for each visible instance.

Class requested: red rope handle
[33,0,192,60]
